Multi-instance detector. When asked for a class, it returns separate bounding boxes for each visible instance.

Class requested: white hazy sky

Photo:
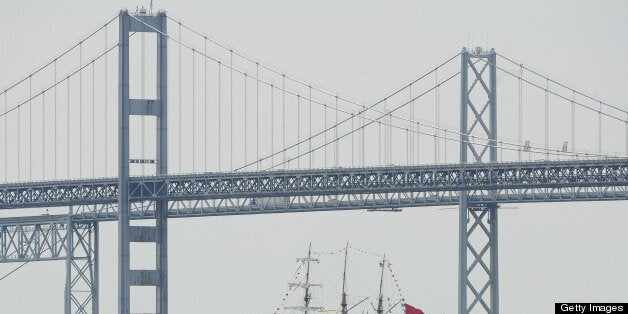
[1,1,627,313]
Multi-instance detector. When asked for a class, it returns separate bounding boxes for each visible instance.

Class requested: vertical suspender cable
[79,43,82,178]
[361,104,365,167]
[389,100,392,164]
[334,96,338,167]
[192,49,196,172]
[545,78,549,160]
[324,90,327,168]
[358,103,362,166]
[3,92,6,181]
[271,84,274,168]
[518,64,523,161]
[218,62,222,171]
[29,76,32,180]
[406,128,409,164]
[307,86,314,169]
[54,60,58,179]
[4,91,7,181]
[443,128,447,163]
[16,86,20,180]
[42,92,45,179]
[434,69,439,164]
[282,75,286,169]
[230,50,233,170]
[416,120,420,164]
[141,29,145,175]
[244,73,248,169]
[256,63,259,170]
[571,90,575,154]
[67,79,70,178]
[409,85,414,164]
[383,99,387,165]
[378,119,382,166]
[104,26,108,177]
[500,140,503,161]
[204,38,208,172]
[598,101,602,156]
[66,76,70,179]
[179,23,182,173]
[413,81,419,164]
[309,86,312,168]
[92,62,95,178]
[406,104,410,164]
[388,99,392,163]
[351,110,354,167]
[297,95,301,168]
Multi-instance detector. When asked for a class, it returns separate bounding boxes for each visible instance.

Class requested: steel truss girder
[0,216,68,262]
[162,186,627,218]
[0,219,98,314]
[0,159,626,210]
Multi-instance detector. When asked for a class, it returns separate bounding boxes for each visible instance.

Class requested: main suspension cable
[0,44,119,119]
[498,52,627,115]
[485,57,626,122]
[0,14,118,97]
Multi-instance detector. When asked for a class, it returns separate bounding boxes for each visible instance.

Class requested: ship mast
[341,242,349,314]
[303,243,313,312]
[285,243,323,313]
[376,254,386,314]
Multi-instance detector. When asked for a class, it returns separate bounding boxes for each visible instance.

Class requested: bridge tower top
[460,46,497,164]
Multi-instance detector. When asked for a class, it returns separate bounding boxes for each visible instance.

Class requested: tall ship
[274,243,424,314]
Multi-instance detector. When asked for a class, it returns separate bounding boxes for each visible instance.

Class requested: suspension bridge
[0,8,626,314]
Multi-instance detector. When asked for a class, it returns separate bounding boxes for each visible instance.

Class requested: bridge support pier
[64,216,99,314]
[118,10,168,314]
[459,201,499,314]
[459,47,499,314]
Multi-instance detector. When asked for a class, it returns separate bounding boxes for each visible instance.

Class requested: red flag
[404,303,425,314]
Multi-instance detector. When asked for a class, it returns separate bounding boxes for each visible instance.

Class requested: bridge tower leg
[65,214,99,314]
[118,10,168,314]
[459,47,499,314]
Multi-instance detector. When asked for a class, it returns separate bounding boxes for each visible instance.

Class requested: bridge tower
[459,47,499,314]
[118,10,168,314]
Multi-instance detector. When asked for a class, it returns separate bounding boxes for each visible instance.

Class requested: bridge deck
[0,158,625,211]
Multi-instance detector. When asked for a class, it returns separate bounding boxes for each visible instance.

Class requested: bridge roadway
[0,158,626,211]
[0,158,625,218]
[0,158,626,263]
